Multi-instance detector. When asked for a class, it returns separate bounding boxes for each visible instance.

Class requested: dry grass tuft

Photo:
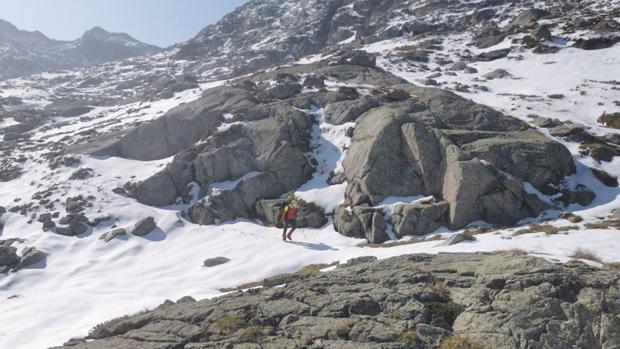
[426,301,465,327]
[335,318,360,339]
[513,224,578,236]
[88,309,150,339]
[211,314,247,334]
[570,248,603,264]
[584,219,620,230]
[298,262,338,275]
[218,281,263,293]
[238,325,266,341]
[606,262,620,270]
[441,334,484,349]
[491,248,528,256]
[430,280,452,300]
[398,330,418,344]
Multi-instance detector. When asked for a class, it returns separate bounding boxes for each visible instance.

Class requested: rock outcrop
[54,252,620,349]
[68,59,578,242]
[335,86,573,241]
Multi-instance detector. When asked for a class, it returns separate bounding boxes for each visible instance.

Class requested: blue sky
[0,0,250,47]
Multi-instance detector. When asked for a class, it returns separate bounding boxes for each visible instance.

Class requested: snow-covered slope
[1,0,620,348]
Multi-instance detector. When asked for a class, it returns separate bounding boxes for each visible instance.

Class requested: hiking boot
[287,234,293,241]
[282,234,287,242]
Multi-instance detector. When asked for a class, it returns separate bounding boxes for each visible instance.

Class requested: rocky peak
[79,26,151,48]
[0,18,19,34]
[0,18,58,51]
[81,26,112,38]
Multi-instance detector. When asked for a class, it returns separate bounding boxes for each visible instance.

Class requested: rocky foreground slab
[55,252,620,349]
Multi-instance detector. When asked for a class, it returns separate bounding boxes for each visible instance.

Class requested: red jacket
[281,205,297,222]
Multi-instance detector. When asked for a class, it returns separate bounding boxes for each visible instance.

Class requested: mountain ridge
[0,19,161,80]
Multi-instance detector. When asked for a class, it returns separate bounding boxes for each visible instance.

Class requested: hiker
[281,201,297,241]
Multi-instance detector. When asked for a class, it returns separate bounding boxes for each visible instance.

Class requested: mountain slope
[0,20,161,80]
[0,0,619,348]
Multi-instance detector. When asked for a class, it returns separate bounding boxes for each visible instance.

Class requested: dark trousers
[282,219,297,236]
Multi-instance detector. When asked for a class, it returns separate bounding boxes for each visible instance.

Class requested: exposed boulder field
[53,252,620,349]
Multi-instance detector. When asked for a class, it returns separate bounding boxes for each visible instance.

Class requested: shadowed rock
[131,217,158,237]
[15,247,46,270]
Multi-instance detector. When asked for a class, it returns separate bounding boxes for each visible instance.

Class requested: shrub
[88,309,150,339]
[238,325,265,341]
[335,318,360,340]
[441,334,484,349]
[430,280,451,300]
[398,330,418,344]
[570,248,603,263]
[211,314,247,334]
[607,262,620,270]
[426,302,465,327]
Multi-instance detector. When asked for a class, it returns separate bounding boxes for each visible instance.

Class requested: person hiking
[281,201,298,241]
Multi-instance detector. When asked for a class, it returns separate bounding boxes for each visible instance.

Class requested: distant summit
[0,20,160,80]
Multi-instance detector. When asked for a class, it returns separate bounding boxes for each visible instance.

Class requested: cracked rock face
[53,252,620,349]
[69,59,576,241]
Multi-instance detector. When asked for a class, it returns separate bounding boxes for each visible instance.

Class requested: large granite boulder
[390,201,450,237]
[337,84,573,238]
[333,205,389,244]
[134,170,179,207]
[190,172,288,225]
